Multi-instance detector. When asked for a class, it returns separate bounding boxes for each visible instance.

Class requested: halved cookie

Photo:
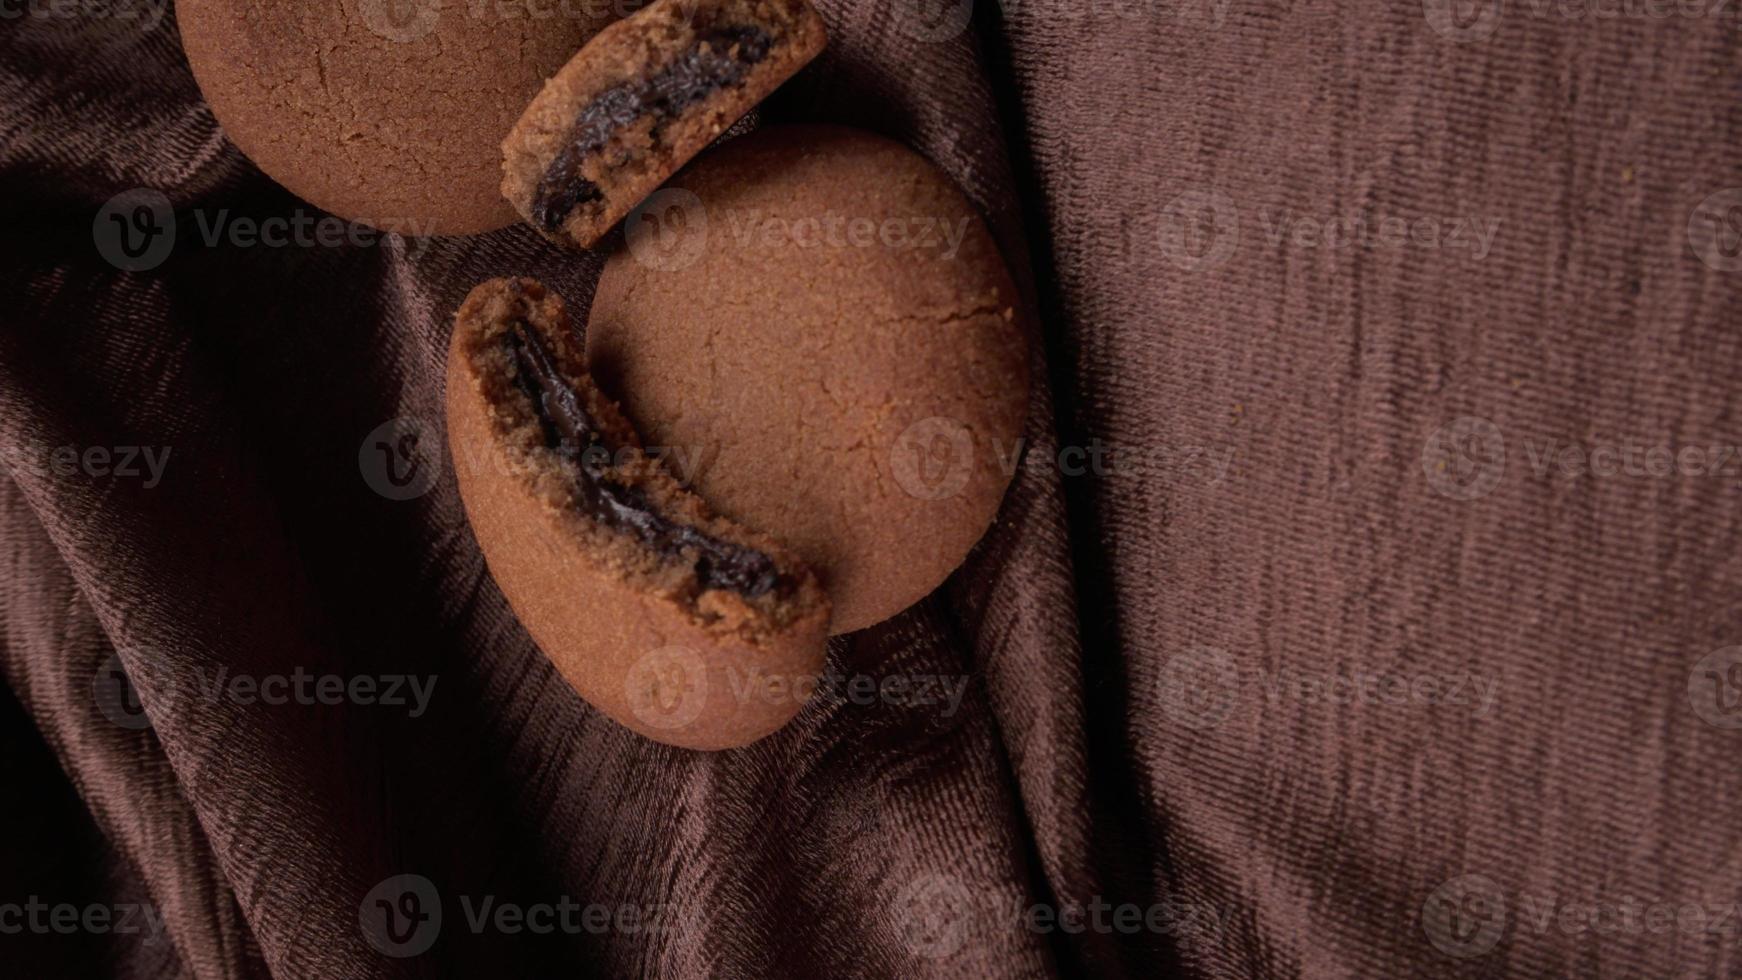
[446,277,831,749]
[501,0,827,248]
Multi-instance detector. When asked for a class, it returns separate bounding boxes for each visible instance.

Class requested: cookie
[586,125,1029,635]
[446,278,830,749]
[177,0,618,235]
[501,0,826,248]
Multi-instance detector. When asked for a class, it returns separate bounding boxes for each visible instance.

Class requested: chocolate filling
[503,321,786,598]
[531,24,776,232]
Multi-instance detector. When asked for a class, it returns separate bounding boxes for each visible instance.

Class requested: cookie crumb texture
[447,278,829,749]
[502,0,826,248]
[587,125,1030,635]
[178,0,618,235]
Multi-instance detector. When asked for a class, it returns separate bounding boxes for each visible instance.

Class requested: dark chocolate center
[503,321,785,598]
[531,25,775,232]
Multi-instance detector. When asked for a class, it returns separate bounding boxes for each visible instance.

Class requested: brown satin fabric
[3,1,1741,978]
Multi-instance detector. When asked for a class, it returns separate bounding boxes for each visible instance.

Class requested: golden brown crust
[586,125,1030,635]
[447,277,830,749]
[501,0,826,248]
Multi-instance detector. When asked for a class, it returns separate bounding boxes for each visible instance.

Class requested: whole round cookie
[177,0,617,235]
[586,124,1028,634]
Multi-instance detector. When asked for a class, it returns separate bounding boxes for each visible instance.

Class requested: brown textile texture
[4,1,1742,978]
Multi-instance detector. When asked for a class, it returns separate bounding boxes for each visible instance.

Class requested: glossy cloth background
[3,1,1741,977]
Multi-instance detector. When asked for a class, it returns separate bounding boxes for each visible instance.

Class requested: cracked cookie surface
[586,125,1029,634]
[179,0,617,234]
